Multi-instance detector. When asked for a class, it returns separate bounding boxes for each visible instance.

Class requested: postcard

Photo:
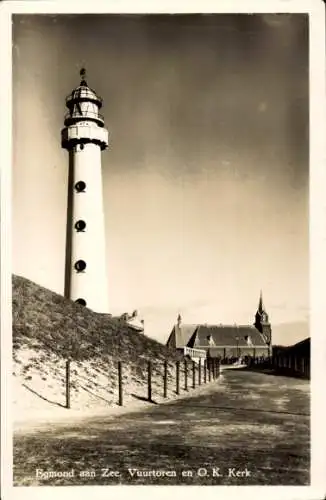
[1,1,325,500]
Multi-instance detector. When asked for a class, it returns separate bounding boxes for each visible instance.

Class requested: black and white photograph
[1,1,326,498]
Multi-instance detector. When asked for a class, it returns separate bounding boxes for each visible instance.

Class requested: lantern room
[64,68,105,128]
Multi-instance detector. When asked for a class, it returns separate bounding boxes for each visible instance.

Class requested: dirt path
[13,368,310,486]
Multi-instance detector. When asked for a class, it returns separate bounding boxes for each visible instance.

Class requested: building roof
[167,324,198,349]
[167,323,268,349]
[114,310,144,333]
[194,324,267,347]
[126,316,144,333]
[285,337,310,356]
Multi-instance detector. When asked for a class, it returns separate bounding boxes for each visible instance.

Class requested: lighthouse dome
[66,83,103,108]
[64,69,105,128]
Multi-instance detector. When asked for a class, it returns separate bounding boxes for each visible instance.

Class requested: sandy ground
[13,346,179,421]
[14,363,225,433]
[13,369,310,486]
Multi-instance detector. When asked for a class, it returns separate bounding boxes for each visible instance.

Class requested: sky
[12,14,309,342]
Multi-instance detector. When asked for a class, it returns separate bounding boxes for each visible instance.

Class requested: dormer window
[245,335,253,346]
[207,334,215,346]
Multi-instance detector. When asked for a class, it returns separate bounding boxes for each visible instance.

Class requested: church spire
[254,291,272,349]
[258,289,264,314]
[256,290,268,322]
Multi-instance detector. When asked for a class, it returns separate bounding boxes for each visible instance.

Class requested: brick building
[166,292,271,359]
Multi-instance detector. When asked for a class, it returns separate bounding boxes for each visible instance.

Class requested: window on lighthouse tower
[75,298,87,306]
[75,260,86,272]
[75,181,86,193]
[75,220,86,232]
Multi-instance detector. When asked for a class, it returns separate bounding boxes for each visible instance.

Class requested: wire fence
[63,357,221,409]
[15,348,309,414]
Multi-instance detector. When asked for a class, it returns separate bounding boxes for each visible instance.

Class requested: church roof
[168,323,267,348]
[194,324,267,347]
[167,324,198,348]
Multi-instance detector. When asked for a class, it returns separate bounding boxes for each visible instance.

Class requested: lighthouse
[61,69,109,313]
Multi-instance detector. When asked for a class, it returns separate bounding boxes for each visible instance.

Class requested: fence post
[204,359,207,383]
[184,360,188,391]
[198,359,202,386]
[192,360,196,389]
[66,359,71,409]
[163,360,168,398]
[118,361,123,406]
[301,357,305,375]
[147,360,152,402]
[176,361,180,395]
[208,359,211,382]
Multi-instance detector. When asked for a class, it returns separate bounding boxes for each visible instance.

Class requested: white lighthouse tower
[61,69,109,313]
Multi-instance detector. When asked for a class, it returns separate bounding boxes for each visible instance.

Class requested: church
[166,292,272,360]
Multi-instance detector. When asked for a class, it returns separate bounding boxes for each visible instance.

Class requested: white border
[1,1,325,500]
[0,0,323,14]
[309,0,326,494]
[0,3,13,500]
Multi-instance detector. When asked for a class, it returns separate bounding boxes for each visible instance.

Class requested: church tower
[61,69,109,313]
[254,291,272,350]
